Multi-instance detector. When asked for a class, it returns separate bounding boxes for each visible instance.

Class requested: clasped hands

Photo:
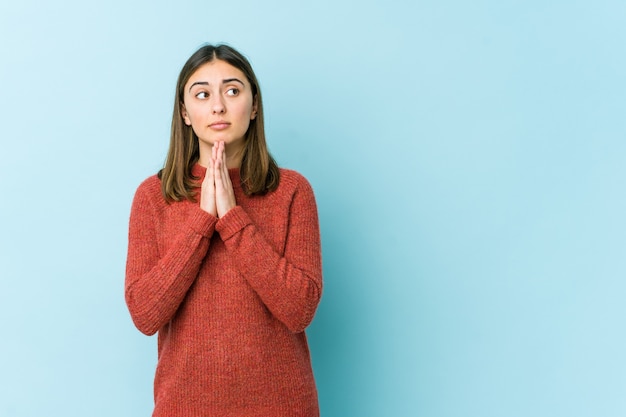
[200,141,236,218]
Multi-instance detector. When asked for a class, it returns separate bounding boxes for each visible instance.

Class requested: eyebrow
[188,78,245,92]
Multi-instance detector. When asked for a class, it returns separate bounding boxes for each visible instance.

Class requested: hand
[213,141,237,218]
[200,151,217,216]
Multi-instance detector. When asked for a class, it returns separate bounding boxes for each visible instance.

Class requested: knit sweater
[125,164,322,417]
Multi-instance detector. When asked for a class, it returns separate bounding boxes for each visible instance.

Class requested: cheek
[184,106,202,124]
[240,101,255,120]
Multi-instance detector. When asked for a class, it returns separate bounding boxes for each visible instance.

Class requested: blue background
[1,1,624,416]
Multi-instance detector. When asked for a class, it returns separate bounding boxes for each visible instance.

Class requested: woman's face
[181,59,257,156]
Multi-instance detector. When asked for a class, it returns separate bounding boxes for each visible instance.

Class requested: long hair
[158,44,280,201]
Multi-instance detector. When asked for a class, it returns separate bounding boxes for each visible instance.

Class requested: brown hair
[158,44,280,201]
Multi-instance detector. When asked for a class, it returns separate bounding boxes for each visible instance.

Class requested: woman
[125,44,322,416]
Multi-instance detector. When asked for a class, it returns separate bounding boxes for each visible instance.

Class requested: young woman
[125,44,322,416]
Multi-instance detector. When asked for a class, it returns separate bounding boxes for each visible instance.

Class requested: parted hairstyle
[158,44,280,201]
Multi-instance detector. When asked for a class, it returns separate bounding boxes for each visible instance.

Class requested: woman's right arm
[124,181,217,335]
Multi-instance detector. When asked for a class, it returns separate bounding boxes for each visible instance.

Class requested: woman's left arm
[215,177,322,333]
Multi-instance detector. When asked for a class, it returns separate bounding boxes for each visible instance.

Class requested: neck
[198,142,243,169]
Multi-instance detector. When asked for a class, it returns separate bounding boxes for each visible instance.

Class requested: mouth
[209,121,230,130]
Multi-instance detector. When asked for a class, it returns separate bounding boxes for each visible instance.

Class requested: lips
[209,121,230,130]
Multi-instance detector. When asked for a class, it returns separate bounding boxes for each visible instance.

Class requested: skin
[180,60,258,218]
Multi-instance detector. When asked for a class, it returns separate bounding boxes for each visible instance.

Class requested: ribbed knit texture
[125,164,322,417]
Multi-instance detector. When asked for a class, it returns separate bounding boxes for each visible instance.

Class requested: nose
[211,95,226,114]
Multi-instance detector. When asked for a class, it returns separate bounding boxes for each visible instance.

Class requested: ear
[181,103,192,126]
[250,95,258,120]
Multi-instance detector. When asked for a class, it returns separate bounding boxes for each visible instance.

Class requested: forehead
[185,59,248,87]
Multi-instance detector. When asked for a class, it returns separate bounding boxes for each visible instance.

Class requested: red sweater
[125,164,322,417]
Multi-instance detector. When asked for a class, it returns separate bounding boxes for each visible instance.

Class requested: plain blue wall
[1,0,624,416]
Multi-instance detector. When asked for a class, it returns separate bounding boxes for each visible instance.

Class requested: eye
[195,91,209,99]
[226,88,239,96]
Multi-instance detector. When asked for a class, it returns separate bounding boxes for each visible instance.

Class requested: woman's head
[180,58,258,160]
[160,44,279,201]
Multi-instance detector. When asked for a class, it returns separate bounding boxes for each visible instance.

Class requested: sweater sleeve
[215,177,323,333]
[125,182,217,336]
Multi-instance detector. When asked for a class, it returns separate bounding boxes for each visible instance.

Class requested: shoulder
[132,174,164,208]
[275,168,318,206]
[136,174,161,196]
[278,168,315,193]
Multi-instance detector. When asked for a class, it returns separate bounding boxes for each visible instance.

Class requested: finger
[200,155,217,216]
[204,148,215,180]
[214,149,223,187]
[212,143,219,174]
[220,142,232,187]
[217,141,226,169]
[207,156,214,182]
[221,141,227,166]
[218,141,225,164]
